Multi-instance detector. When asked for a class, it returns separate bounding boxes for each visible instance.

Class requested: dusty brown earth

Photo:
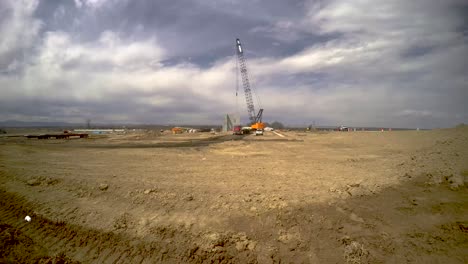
[0,127,467,263]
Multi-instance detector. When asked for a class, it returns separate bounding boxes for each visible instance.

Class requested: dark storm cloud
[33,0,314,60]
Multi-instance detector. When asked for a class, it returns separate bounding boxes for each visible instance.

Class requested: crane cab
[251,122,265,130]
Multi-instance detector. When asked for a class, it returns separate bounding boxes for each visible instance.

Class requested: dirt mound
[398,126,468,188]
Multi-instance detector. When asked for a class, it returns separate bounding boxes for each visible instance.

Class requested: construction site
[0,38,467,263]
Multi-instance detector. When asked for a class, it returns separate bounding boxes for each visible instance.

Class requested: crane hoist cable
[235,46,239,115]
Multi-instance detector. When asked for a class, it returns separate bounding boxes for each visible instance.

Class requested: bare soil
[0,127,467,263]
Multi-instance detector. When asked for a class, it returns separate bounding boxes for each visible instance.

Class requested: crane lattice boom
[235,38,264,128]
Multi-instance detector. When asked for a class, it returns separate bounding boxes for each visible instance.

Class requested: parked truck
[233,125,242,135]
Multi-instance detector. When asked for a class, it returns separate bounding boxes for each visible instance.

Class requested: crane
[235,38,265,131]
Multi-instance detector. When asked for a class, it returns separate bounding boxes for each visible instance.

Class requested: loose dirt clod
[26,179,40,186]
[144,188,156,194]
[457,222,468,233]
[98,184,109,191]
[113,213,130,230]
[26,177,59,187]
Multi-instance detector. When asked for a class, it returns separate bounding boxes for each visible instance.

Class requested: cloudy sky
[1,0,467,128]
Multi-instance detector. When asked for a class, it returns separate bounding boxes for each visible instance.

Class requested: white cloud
[38,31,164,72]
[0,0,42,71]
[77,0,110,9]
[74,0,83,9]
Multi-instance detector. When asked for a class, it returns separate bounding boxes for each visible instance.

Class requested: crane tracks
[0,189,179,263]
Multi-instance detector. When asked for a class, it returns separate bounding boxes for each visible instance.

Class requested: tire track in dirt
[0,189,171,263]
[0,188,260,263]
[79,135,247,149]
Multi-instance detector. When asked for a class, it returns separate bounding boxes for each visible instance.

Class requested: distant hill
[0,120,221,129]
[0,120,77,128]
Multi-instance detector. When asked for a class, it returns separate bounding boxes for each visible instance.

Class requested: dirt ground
[0,127,467,263]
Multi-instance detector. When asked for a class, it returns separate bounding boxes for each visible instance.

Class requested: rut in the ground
[0,189,258,263]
